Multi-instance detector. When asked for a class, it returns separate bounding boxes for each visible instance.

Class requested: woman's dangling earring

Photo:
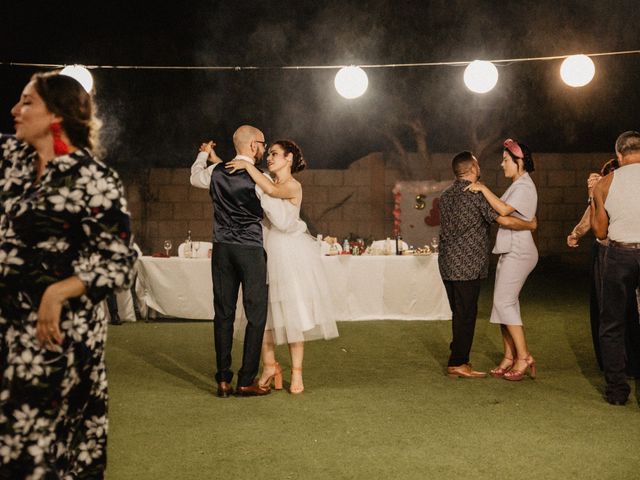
[50,122,70,155]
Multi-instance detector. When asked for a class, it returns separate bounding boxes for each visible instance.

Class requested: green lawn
[105,270,640,479]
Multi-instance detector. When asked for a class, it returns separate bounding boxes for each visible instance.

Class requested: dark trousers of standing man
[211,243,268,388]
[599,245,640,403]
[444,279,481,367]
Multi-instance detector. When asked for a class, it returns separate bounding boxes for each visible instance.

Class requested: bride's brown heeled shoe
[490,356,514,378]
[258,362,283,390]
[289,367,304,394]
[503,354,537,381]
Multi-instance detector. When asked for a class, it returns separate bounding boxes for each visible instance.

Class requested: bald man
[191,125,270,397]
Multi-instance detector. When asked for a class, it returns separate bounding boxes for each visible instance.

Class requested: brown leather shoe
[216,381,234,398]
[235,380,271,397]
[447,363,487,378]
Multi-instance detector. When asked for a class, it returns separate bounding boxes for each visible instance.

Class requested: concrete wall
[123,151,608,266]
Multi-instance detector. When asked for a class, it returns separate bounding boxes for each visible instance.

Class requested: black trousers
[590,242,640,374]
[590,242,605,369]
[600,245,640,401]
[444,279,481,367]
[211,243,268,387]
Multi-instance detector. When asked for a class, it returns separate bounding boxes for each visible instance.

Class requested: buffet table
[136,254,451,321]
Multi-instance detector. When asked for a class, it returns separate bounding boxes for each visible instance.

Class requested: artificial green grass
[105,270,640,479]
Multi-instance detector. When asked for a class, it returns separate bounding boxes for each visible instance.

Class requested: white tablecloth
[136,254,451,321]
[322,255,451,321]
[136,257,214,320]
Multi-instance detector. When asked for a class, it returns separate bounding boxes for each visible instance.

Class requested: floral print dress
[0,135,137,479]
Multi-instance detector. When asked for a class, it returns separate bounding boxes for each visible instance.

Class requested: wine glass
[430,236,439,253]
[193,241,201,257]
[163,240,172,257]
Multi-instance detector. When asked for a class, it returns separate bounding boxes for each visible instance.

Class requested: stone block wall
[122,151,608,267]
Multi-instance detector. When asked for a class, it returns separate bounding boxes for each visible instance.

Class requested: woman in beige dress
[467,139,538,381]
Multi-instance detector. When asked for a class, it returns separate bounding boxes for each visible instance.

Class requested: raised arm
[225,160,300,199]
[496,215,537,231]
[466,182,515,216]
[590,174,612,240]
[201,141,223,164]
[567,207,591,247]
[190,142,223,189]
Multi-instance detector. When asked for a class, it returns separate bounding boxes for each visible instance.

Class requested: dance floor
[105,268,640,480]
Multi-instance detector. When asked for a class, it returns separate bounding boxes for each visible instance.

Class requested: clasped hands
[199,141,223,164]
[199,141,216,155]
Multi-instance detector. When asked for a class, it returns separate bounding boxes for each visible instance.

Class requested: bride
[226,140,339,393]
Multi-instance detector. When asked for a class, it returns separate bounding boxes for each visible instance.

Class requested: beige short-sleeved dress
[490,172,539,326]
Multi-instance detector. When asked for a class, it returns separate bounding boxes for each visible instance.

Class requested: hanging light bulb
[463,60,499,94]
[560,54,595,87]
[334,66,368,99]
[60,65,94,93]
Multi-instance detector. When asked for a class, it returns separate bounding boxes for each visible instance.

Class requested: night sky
[1,0,639,170]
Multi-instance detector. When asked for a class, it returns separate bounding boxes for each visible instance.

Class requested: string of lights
[2,48,639,70]
[2,48,639,97]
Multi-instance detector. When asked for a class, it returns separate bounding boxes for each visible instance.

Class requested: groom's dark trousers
[212,243,267,387]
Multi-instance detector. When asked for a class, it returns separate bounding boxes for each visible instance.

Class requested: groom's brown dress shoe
[216,382,234,398]
[235,380,271,397]
[447,363,487,378]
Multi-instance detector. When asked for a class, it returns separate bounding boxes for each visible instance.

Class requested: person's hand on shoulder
[464,181,484,193]
[225,159,252,173]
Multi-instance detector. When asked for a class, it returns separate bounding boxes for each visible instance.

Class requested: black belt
[609,240,640,250]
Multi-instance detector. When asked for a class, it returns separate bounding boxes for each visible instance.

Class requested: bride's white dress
[234,196,339,344]
[263,199,339,344]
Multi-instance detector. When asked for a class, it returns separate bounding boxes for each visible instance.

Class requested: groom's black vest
[209,162,264,247]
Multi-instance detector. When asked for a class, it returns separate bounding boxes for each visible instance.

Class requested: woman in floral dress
[0,71,137,478]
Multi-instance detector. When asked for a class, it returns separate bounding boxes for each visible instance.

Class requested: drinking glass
[193,241,201,257]
[430,236,439,253]
[163,240,172,257]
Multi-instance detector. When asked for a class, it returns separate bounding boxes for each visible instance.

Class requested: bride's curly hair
[273,139,306,173]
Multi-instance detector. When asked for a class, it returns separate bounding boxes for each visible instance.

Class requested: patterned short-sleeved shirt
[438,179,498,281]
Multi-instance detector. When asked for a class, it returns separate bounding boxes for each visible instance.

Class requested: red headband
[503,138,524,159]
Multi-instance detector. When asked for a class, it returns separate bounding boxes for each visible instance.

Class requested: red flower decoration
[424,197,441,226]
[393,191,402,236]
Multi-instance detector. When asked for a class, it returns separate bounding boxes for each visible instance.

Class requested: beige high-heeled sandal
[503,354,537,381]
[258,362,283,390]
[490,356,514,378]
[289,367,304,394]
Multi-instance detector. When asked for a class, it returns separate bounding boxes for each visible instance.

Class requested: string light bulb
[463,60,499,94]
[560,54,595,87]
[60,65,94,93]
[334,66,368,99]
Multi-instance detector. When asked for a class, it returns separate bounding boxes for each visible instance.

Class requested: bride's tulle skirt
[234,230,339,345]
[264,229,339,344]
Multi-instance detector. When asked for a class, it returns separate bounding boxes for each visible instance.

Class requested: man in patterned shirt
[439,151,537,378]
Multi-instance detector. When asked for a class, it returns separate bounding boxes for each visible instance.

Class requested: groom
[191,125,270,397]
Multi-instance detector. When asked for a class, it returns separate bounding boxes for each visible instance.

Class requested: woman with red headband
[0,70,137,477]
[466,139,538,381]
